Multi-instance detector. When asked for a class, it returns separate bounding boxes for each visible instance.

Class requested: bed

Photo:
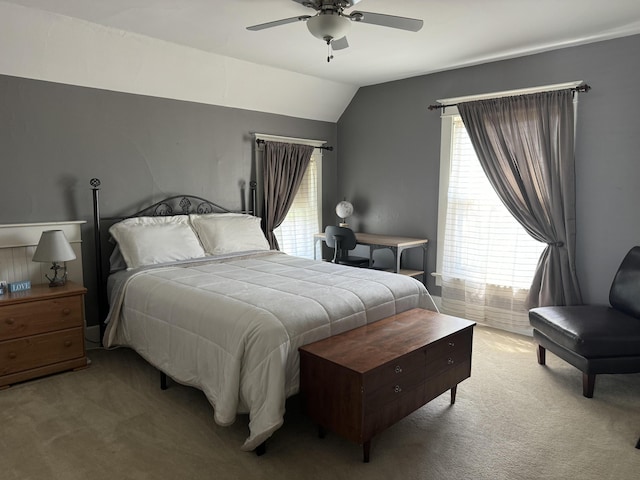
[91,179,438,452]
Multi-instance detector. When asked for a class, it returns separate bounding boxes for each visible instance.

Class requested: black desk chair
[529,246,640,398]
[325,226,371,268]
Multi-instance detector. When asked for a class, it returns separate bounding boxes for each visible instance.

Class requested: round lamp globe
[336,201,354,224]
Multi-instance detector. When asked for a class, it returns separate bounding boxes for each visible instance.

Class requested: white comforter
[104,251,437,451]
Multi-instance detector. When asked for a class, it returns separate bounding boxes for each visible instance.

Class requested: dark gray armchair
[529,246,640,398]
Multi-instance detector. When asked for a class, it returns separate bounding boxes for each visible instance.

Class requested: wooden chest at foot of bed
[298,308,475,462]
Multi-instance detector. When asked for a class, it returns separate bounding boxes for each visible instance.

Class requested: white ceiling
[5,0,640,88]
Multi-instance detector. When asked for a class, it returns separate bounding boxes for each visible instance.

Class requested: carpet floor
[1,325,639,480]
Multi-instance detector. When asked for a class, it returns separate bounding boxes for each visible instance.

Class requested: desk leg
[421,244,428,286]
[392,246,400,273]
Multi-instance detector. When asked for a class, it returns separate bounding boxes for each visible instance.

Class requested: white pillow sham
[189,213,270,255]
[109,215,205,269]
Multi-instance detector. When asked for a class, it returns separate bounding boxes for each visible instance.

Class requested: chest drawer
[425,329,473,377]
[365,348,426,393]
[0,296,83,341]
[364,348,427,406]
[0,328,84,376]
[365,370,425,408]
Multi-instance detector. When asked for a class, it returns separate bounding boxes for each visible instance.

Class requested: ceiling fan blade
[350,11,423,32]
[331,36,349,50]
[247,15,311,31]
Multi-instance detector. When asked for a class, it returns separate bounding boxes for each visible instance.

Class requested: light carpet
[1,325,639,480]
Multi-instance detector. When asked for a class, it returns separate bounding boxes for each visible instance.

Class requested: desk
[314,232,429,285]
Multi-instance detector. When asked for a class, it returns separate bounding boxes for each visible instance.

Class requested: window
[437,112,545,334]
[254,134,324,259]
[274,149,322,258]
[443,116,545,286]
[435,82,581,334]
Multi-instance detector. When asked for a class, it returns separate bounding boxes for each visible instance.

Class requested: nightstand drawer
[0,296,83,341]
[0,328,84,376]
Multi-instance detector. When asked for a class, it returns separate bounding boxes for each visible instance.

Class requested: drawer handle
[62,308,71,316]
[448,341,455,347]
[5,318,15,326]
[8,352,17,359]
[447,358,454,365]
[394,385,402,394]
[394,365,403,374]
[64,340,72,347]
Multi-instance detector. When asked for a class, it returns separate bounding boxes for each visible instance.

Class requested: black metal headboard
[90,178,257,343]
[125,195,231,217]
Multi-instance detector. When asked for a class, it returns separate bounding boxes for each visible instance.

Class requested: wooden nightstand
[0,281,88,388]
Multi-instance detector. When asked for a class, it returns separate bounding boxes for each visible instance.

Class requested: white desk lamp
[32,230,76,287]
[336,200,354,227]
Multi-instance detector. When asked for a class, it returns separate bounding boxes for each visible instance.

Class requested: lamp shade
[307,13,351,41]
[336,200,354,220]
[32,230,76,263]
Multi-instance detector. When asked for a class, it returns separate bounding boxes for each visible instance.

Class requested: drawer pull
[5,318,15,325]
[448,341,455,347]
[447,358,454,365]
[394,385,402,394]
[394,365,403,374]
[64,340,72,347]
[62,308,71,316]
[8,352,17,359]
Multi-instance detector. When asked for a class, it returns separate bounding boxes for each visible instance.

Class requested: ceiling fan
[247,0,424,62]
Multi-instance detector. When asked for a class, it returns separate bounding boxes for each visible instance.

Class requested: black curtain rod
[427,84,592,111]
[255,138,333,151]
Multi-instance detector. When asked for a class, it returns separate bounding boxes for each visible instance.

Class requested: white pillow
[189,213,270,255]
[109,216,205,269]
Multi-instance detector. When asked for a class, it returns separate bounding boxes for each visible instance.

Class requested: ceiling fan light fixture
[306,13,351,42]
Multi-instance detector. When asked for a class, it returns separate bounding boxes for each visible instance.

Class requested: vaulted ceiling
[2,0,640,121]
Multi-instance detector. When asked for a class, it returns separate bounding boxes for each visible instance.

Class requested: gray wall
[0,75,338,326]
[338,34,640,304]
[3,33,639,327]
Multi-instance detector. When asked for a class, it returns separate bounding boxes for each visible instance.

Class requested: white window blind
[440,116,545,334]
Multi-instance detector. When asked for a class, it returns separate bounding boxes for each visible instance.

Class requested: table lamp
[32,230,76,287]
[335,200,354,227]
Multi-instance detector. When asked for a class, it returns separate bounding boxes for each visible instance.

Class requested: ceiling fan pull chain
[327,39,334,63]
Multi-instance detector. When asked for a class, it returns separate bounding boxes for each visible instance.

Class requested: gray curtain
[262,141,314,250]
[457,89,582,308]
